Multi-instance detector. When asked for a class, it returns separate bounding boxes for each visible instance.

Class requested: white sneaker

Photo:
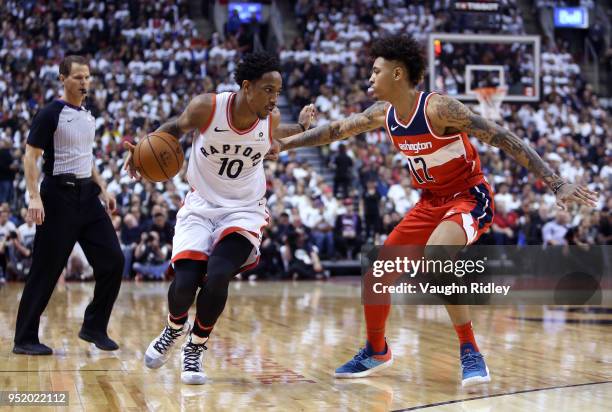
[145,321,190,369]
[180,334,207,385]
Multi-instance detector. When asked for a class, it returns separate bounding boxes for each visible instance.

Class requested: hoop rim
[472,85,508,98]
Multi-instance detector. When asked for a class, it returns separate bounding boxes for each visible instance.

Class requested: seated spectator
[133,231,170,280]
[3,230,31,281]
[281,230,326,280]
[334,198,363,259]
[309,199,335,259]
[272,212,295,245]
[146,210,174,247]
[491,203,519,245]
[542,211,570,246]
[0,206,17,240]
[17,208,35,248]
[65,243,93,281]
[386,178,419,215]
[517,203,548,245]
[596,208,612,245]
[119,213,143,279]
[242,227,284,280]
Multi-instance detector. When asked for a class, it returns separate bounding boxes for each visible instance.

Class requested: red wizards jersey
[384,91,484,195]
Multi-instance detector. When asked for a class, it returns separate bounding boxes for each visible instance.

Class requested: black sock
[168,311,188,326]
[192,316,214,338]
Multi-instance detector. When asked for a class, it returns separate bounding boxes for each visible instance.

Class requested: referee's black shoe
[78,329,119,351]
[13,342,53,355]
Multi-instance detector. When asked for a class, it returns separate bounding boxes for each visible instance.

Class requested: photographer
[0,206,17,283]
[281,229,325,280]
[2,230,31,281]
[132,231,170,280]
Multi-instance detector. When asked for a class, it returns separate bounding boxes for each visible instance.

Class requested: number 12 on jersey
[407,157,434,183]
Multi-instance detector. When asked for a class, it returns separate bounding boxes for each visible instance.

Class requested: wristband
[552,181,567,195]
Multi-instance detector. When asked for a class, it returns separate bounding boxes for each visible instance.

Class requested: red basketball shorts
[385,181,495,246]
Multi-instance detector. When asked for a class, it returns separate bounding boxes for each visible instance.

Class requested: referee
[13,55,125,355]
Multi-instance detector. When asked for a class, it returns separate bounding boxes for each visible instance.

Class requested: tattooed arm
[426,94,598,209]
[279,101,389,151]
[272,104,317,139]
[123,94,214,178]
[265,104,318,160]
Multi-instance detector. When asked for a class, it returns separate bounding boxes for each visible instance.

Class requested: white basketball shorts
[171,190,269,272]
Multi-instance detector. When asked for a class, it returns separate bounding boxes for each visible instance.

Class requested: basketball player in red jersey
[276,34,598,386]
[124,52,315,384]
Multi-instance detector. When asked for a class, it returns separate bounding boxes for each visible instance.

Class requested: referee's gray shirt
[27,99,95,178]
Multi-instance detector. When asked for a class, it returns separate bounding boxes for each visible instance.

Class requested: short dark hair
[59,55,89,76]
[370,34,426,86]
[234,52,281,86]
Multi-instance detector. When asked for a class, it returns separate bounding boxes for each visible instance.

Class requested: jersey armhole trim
[423,92,463,140]
[383,104,395,146]
[268,115,272,144]
[199,94,217,134]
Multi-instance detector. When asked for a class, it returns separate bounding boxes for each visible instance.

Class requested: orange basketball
[133,132,184,182]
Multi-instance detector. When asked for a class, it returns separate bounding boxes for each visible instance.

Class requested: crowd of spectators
[0,1,610,283]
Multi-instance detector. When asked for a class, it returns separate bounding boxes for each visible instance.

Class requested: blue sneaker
[460,343,491,387]
[334,341,393,378]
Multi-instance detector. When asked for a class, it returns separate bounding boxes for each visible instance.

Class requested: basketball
[133,131,184,182]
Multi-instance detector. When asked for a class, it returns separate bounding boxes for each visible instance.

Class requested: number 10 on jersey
[218,157,244,179]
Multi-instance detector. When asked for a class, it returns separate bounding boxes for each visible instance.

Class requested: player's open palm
[298,104,317,130]
[555,182,598,210]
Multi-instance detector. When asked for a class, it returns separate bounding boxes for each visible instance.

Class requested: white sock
[167,315,186,330]
[190,333,208,345]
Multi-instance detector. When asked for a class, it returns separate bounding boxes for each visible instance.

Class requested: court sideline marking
[392,380,612,411]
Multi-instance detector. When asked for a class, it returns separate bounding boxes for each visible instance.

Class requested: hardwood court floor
[0,280,610,411]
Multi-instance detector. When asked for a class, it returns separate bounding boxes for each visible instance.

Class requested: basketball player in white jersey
[123,52,315,384]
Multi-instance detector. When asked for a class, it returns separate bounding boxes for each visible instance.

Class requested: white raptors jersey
[187,92,272,207]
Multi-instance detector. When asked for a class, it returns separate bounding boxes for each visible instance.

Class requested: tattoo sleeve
[280,101,387,151]
[274,124,305,140]
[432,96,564,191]
[156,117,182,139]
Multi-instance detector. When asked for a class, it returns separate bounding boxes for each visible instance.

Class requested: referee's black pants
[14,177,124,345]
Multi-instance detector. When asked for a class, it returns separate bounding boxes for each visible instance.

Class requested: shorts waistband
[422,179,488,198]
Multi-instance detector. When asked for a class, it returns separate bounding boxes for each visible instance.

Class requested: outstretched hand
[298,104,317,130]
[555,181,598,210]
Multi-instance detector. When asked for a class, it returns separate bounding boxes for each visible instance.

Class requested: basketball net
[473,86,507,121]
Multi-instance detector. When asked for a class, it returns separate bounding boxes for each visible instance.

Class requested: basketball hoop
[472,86,507,121]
